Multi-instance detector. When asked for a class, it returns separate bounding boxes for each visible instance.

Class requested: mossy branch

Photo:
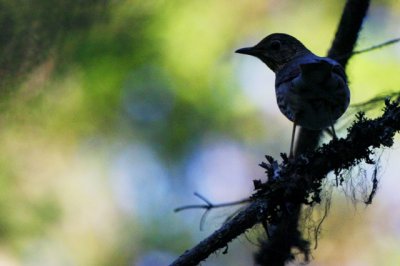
[170,98,400,266]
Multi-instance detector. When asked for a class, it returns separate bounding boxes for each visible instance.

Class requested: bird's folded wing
[299,61,332,84]
[276,58,347,86]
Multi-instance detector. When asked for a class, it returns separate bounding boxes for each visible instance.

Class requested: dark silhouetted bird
[236,33,350,157]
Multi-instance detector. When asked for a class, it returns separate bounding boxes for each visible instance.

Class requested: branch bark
[170,98,400,266]
[170,199,269,266]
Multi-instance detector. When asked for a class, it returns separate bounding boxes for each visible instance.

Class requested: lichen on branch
[170,98,400,266]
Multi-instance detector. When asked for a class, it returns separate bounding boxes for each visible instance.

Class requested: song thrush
[236,33,350,157]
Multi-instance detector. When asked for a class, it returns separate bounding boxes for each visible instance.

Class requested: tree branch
[172,1,373,265]
[171,199,269,266]
[295,0,370,156]
[328,0,370,65]
[170,98,400,266]
[262,0,371,265]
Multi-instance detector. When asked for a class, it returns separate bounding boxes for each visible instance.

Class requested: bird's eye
[269,40,281,51]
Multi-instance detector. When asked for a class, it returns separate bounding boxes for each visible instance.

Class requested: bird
[236,33,350,158]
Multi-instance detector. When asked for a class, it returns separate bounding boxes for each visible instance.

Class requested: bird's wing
[331,63,347,82]
[276,57,347,86]
[299,60,333,84]
[275,65,301,87]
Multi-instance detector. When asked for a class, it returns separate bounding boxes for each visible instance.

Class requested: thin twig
[174,193,251,212]
[333,38,400,62]
[352,38,400,56]
[351,93,400,109]
[170,199,269,266]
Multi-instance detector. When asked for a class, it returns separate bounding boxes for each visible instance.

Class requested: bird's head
[236,33,311,72]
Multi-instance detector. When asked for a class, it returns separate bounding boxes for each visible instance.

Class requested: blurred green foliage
[0,0,107,250]
[0,0,108,93]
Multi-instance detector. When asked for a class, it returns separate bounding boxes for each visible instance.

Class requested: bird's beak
[235,47,260,56]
